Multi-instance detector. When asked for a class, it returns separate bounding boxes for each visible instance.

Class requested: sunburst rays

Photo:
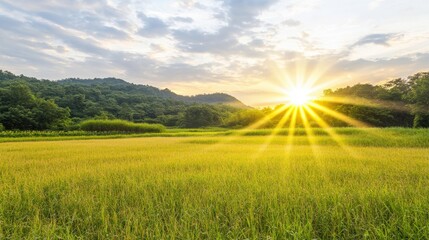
[205,59,385,160]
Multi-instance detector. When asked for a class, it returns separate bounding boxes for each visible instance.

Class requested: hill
[57,77,247,108]
[0,70,247,129]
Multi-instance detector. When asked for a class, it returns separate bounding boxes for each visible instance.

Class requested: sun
[286,86,314,106]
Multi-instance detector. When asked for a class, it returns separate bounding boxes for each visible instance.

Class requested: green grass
[0,128,428,239]
[80,119,165,133]
[0,128,225,143]
[1,128,429,147]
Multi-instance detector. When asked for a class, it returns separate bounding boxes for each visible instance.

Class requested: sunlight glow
[286,86,314,106]
[203,59,375,162]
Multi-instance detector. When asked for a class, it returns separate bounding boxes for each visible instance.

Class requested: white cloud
[369,0,385,10]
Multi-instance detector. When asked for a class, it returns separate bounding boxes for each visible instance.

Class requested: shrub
[80,119,165,133]
[0,123,4,131]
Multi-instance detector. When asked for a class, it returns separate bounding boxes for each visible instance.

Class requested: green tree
[0,106,36,130]
[226,109,265,128]
[183,105,222,128]
[322,81,414,127]
[32,99,70,129]
[408,72,429,127]
[383,78,411,101]
[0,83,70,130]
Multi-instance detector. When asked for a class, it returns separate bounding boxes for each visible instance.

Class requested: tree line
[320,72,429,128]
[0,70,428,130]
[255,72,429,128]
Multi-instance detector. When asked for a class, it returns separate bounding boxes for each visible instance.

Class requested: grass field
[0,128,428,239]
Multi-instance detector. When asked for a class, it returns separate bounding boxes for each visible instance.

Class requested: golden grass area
[0,130,428,239]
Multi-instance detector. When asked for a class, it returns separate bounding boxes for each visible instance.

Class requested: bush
[0,123,4,131]
[80,119,165,133]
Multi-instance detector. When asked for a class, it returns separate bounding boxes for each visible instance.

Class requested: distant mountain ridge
[59,77,129,86]
[57,77,247,108]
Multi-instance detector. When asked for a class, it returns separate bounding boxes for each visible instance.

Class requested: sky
[1,0,429,106]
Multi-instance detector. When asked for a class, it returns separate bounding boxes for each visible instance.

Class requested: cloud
[1,0,131,40]
[173,28,267,58]
[172,0,279,56]
[282,19,300,27]
[38,11,130,39]
[179,0,197,8]
[0,36,65,67]
[171,16,193,23]
[224,0,279,27]
[353,33,403,47]
[137,13,169,37]
[369,0,385,10]
[173,28,237,53]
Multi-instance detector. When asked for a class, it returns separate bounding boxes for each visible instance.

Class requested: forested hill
[0,70,247,129]
[0,71,246,107]
[59,77,246,107]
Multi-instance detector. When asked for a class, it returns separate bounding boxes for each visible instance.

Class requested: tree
[0,83,70,130]
[383,78,411,101]
[32,99,70,129]
[408,72,429,127]
[183,105,222,128]
[322,81,415,127]
[0,106,36,130]
[225,109,266,128]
